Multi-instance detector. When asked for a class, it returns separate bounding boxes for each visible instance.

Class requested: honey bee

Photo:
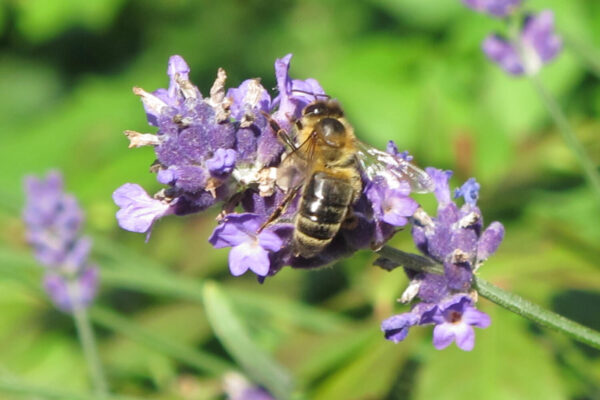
[263,98,434,258]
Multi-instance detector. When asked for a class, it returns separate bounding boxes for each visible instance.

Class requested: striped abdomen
[293,171,354,258]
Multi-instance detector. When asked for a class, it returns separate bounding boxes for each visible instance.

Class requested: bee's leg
[257,186,300,232]
[260,111,297,151]
[217,191,245,222]
[342,206,359,230]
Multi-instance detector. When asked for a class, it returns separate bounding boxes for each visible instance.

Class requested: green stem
[69,284,109,397]
[530,71,600,203]
[377,245,600,350]
[89,307,234,376]
[473,277,600,350]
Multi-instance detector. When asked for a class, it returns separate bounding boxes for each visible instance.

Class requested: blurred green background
[1,0,599,399]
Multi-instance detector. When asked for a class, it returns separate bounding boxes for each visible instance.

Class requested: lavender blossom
[208,213,286,277]
[381,168,502,351]
[462,0,522,17]
[431,294,491,351]
[115,54,428,279]
[23,172,98,312]
[482,10,562,75]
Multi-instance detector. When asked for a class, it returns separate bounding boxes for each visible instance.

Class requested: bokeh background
[1,0,599,399]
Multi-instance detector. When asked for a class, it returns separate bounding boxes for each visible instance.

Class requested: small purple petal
[381,194,419,226]
[228,241,270,277]
[112,183,173,233]
[477,221,505,261]
[462,307,492,328]
[429,294,489,351]
[482,35,525,75]
[257,230,284,253]
[273,53,325,124]
[209,213,264,248]
[454,178,480,207]
[227,79,272,120]
[206,148,237,176]
[62,237,92,274]
[381,312,419,343]
[522,11,562,64]
[157,168,176,185]
[432,323,459,350]
[167,55,191,99]
[426,168,453,206]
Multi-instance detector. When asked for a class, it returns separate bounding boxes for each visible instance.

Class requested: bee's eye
[317,118,346,147]
[304,103,325,116]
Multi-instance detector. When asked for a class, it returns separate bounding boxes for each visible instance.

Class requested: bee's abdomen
[293,171,354,258]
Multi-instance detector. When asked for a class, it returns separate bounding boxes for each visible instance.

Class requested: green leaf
[203,281,294,400]
[311,332,409,400]
[0,375,142,400]
[90,307,234,376]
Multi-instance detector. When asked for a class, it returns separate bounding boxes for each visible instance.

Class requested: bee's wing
[276,152,308,192]
[275,130,317,192]
[355,140,434,193]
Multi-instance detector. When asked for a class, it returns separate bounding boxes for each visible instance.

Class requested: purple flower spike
[209,213,284,277]
[24,171,99,313]
[432,294,491,351]
[454,177,480,207]
[24,172,85,269]
[482,10,562,76]
[113,183,174,235]
[462,0,522,17]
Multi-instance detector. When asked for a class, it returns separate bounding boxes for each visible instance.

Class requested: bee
[262,98,434,258]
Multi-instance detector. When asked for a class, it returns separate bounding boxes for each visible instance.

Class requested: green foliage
[1,0,600,399]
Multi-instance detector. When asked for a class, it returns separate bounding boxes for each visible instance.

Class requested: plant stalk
[69,283,109,397]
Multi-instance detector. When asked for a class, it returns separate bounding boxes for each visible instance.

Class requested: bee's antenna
[290,89,331,101]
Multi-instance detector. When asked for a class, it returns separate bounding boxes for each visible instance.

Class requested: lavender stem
[529,74,600,203]
[69,283,109,397]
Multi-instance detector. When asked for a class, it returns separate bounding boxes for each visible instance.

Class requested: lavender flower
[431,294,491,351]
[462,0,522,17]
[208,214,286,277]
[381,168,503,351]
[115,54,427,279]
[23,171,98,312]
[482,10,562,75]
